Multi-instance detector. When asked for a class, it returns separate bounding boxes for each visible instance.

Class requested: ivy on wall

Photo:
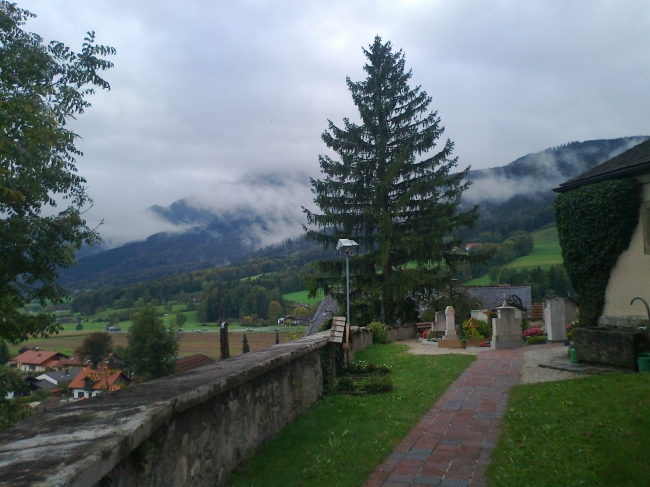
[555,179,641,327]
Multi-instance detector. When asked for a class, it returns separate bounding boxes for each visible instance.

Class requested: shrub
[75,323,83,331]
[523,327,545,338]
[286,328,304,341]
[527,335,548,345]
[367,322,388,344]
[318,317,333,332]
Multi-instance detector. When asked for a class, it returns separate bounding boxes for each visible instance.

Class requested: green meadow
[282,289,323,305]
[465,226,563,285]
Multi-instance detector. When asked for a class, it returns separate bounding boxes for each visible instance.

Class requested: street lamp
[336,239,359,325]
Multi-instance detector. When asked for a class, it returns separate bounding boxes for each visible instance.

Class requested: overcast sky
[19,0,650,245]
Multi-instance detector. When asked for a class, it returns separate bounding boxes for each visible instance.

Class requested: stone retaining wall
[385,324,418,342]
[0,329,372,487]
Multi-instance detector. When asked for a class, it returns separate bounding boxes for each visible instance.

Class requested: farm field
[9,330,292,359]
[282,289,323,305]
[57,305,246,333]
[465,226,563,286]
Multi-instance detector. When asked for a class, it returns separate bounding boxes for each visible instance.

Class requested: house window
[76,391,83,398]
[644,203,650,255]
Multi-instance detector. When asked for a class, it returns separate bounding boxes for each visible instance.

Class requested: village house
[175,353,216,373]
[68,367,131,400]
[463,285,533,321]
[26,367,84,396]
[9,349,68,373]
[555,137,650,327]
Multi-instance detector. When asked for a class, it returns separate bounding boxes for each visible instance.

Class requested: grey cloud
[16,0,650,245]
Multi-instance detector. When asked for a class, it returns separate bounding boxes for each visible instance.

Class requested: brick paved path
[366,348,529,487]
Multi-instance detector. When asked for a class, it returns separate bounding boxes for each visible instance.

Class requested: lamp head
[336,238,359,255]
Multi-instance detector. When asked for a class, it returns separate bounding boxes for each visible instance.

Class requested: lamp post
[336,239,359,324]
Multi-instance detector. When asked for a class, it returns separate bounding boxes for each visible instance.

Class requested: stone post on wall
[443,306,459,340]
[490,305,522,349]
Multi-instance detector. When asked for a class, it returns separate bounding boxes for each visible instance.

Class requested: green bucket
[569,346,579,364]
[638,353,650,373]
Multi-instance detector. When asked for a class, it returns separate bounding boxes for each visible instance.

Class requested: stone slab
[539,360,634,375]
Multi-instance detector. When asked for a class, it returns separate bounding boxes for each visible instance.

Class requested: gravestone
[431,310,446,337]
[544,297,577,342]
[443,306,459,340]
[490,306,523,349]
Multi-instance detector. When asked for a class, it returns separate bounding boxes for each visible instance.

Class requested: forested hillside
[71,238,336,319]
[60,136,648,293]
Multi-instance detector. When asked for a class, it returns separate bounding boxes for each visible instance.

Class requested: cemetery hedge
[555,179,641,327]
[486,373,650,487]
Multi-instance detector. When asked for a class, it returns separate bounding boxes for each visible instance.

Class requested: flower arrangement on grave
[522,327,545,338]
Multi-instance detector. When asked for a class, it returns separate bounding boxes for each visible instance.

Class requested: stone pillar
[443,306,459,340]
[490,306,522,349]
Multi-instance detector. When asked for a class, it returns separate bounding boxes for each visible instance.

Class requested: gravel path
[519,345,578,384]
[403,339,490,356]
[404,340,578,384]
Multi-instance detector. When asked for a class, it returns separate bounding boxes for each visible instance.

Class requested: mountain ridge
[60,136,649,291]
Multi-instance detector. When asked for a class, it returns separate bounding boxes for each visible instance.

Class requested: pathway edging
[366,344,563,487]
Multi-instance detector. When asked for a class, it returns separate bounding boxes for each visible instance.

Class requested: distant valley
[59,136,648,291]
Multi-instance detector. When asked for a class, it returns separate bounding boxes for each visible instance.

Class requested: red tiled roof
[10,350,65,366]
[53,354,86,368]
[176,354,216,373]
[68,367,130,392]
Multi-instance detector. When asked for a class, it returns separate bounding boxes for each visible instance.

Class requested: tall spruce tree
[303,37,479,325]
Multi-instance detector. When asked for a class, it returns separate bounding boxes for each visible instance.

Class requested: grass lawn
[486,373,650,487]
[228,344,474,487]
[283,289,323,305]
[465,226,563,285]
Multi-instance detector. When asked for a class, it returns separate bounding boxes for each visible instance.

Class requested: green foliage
[488,265,573,302]
[242,333,250,354]
[69,247,325,323]
[486,373,650,486]
[318,317,334,332]
[75,322,84,331]
[228,345,474,487]
[0,342,10,364]
[126,303,179,380]
[0,2,115,343]
[174,310,187,328]
[367,322,388,344]
[286,328,305,341]
[75,331,113,369]
[267,300,283,320]
[0,365,29,428]
[526,336,547,345]
[293,306,309,316]
[303,37,480,325]
[555,179,641,327]
[426,290,483,324]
